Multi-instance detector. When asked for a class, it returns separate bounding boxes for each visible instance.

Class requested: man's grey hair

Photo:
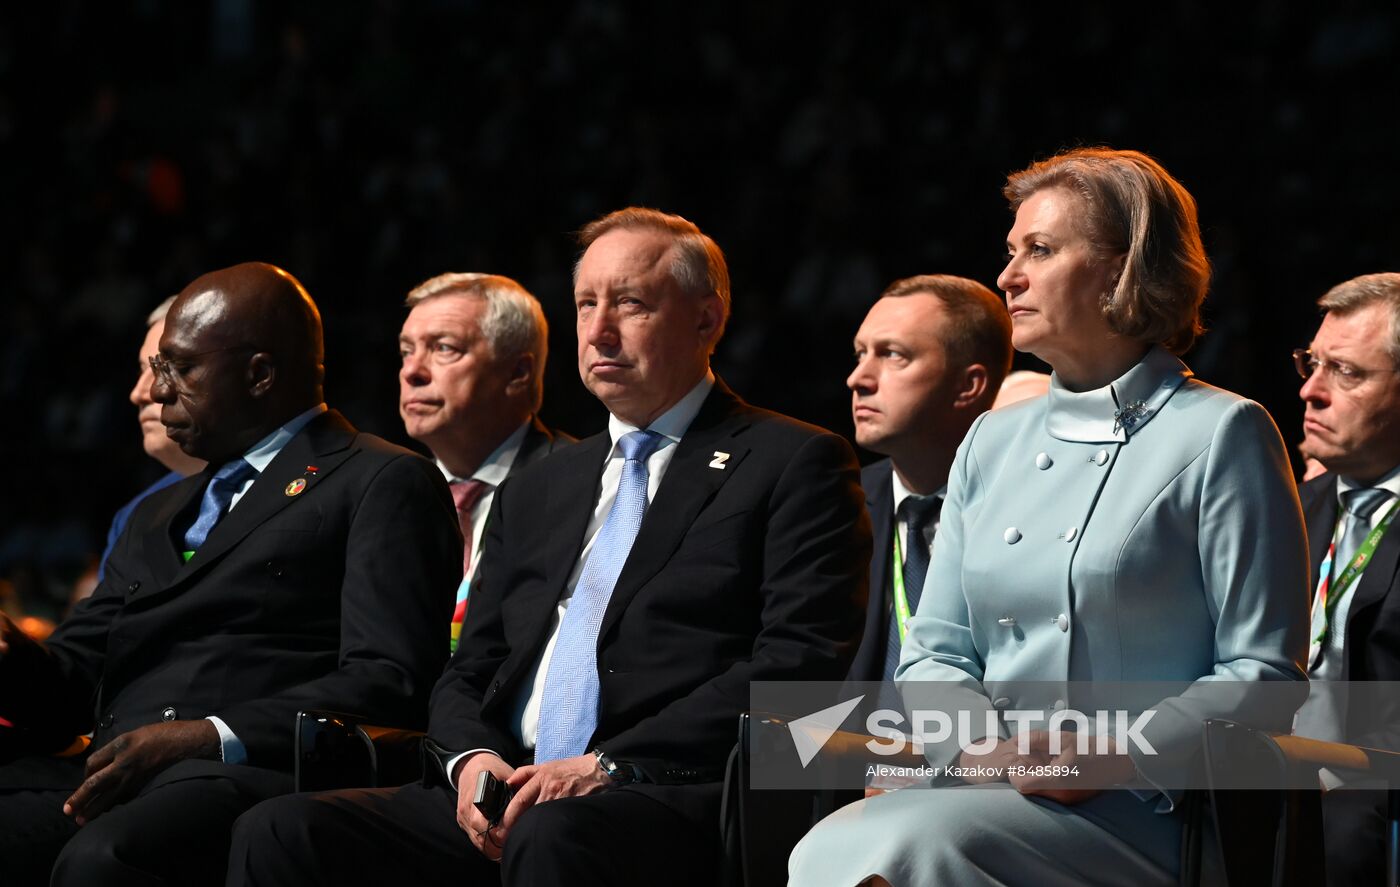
[1318,272,1400,366]
[146,295,178,327]
[405,272,549,410]
[573,207,732,344]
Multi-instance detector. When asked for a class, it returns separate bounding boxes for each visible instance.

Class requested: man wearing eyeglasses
[0,262,461,886]
[1292,272,1400,887]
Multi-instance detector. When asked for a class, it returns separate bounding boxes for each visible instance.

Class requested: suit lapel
[597,383,751,641]
[1350,505,1400,618]
[140,474,206,589]
[541,433,612,598]
[1301,474,1339,594]
[513,417,555,470]
[173,411,356,584]
[867,460,893,612]
[843,459,893,682]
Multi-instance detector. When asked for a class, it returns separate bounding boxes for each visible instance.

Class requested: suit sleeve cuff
[206,716,246,765]
[445,749,503,789]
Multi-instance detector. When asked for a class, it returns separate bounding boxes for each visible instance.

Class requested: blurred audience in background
[1,2,1394,620]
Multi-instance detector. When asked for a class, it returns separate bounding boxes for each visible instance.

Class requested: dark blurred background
[2,1,1398,621]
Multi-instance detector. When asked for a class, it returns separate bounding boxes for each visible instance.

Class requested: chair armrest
[1267,732,1400,781]
[1199,719,1397,887]
[1203,719,1400,788]
[722,712,917,887]
[294,710,426,793]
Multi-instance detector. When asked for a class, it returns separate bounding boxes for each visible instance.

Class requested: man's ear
[505,353,536,396]
[248,353,276,398]
[954,364,989,409]
[696,293,723,350]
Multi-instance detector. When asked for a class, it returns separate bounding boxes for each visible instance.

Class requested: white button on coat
[1094,450,1110,466]
[1003,527,1021,544]
[1055,614,1069,631]
[1065,527,1078,542]
[1035,453,1052,470]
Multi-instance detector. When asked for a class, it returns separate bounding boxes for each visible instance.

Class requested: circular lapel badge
[285,478,308,497]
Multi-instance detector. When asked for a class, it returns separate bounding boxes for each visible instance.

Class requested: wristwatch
[593,748,644,785]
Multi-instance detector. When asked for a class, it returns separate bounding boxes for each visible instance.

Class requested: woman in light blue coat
[790,148,1311,886]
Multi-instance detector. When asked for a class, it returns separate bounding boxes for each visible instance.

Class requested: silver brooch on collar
[1112,400,1149,434]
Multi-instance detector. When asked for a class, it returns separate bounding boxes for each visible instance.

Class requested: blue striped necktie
[534,430,665,762]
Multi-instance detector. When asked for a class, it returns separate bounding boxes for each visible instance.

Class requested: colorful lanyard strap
[1314,498,1400,644]
[891,525,912,643]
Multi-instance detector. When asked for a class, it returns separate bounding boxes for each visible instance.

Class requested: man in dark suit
[1293,272,1400,886]
[0,263,461,886]
[229,208,871,886]
[844,275,1011,686]
[397,272,573,650]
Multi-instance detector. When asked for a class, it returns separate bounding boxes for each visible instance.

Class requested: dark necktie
[183,458,258,553]
[883,494,943,681]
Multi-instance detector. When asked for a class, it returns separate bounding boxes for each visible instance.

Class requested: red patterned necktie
[450,479,489,576]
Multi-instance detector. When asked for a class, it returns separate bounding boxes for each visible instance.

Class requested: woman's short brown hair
[1004,147,1211,354]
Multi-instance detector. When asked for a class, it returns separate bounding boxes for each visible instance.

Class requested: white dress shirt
[436,420,531,574]
[889,470,944,559]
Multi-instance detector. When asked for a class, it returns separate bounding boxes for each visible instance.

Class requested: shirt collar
[605,370,715,454]
[1337,463,1400,503]
[1044,346,1192,444]
[241,403,327,473]
[436,420,532,486]
[890,468,945,515]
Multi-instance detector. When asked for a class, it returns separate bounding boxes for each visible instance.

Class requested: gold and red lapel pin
[285,465,318,497]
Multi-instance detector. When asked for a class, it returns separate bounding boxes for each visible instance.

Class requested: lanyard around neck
[1314,498,1400,644]
[891,525,912,643]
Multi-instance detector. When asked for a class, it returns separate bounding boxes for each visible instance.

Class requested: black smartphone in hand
[472,770,514,827]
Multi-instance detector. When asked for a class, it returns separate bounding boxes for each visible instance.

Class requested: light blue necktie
[183,458,258,552]
[534,430,664,763]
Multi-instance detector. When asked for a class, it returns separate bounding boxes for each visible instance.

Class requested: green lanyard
[1317,499,1400,643]
[891,526,912,643]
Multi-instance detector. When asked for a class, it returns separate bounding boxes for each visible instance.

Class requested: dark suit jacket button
[265,561,283,578]
[161,707,178,721]
[128,582,140,593]
[99,714,114,729]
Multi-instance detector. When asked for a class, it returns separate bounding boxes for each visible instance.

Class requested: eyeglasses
[1292,348,1399,391]
[148,346,254,388]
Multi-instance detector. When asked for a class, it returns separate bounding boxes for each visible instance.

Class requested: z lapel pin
[709,451,730,470]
